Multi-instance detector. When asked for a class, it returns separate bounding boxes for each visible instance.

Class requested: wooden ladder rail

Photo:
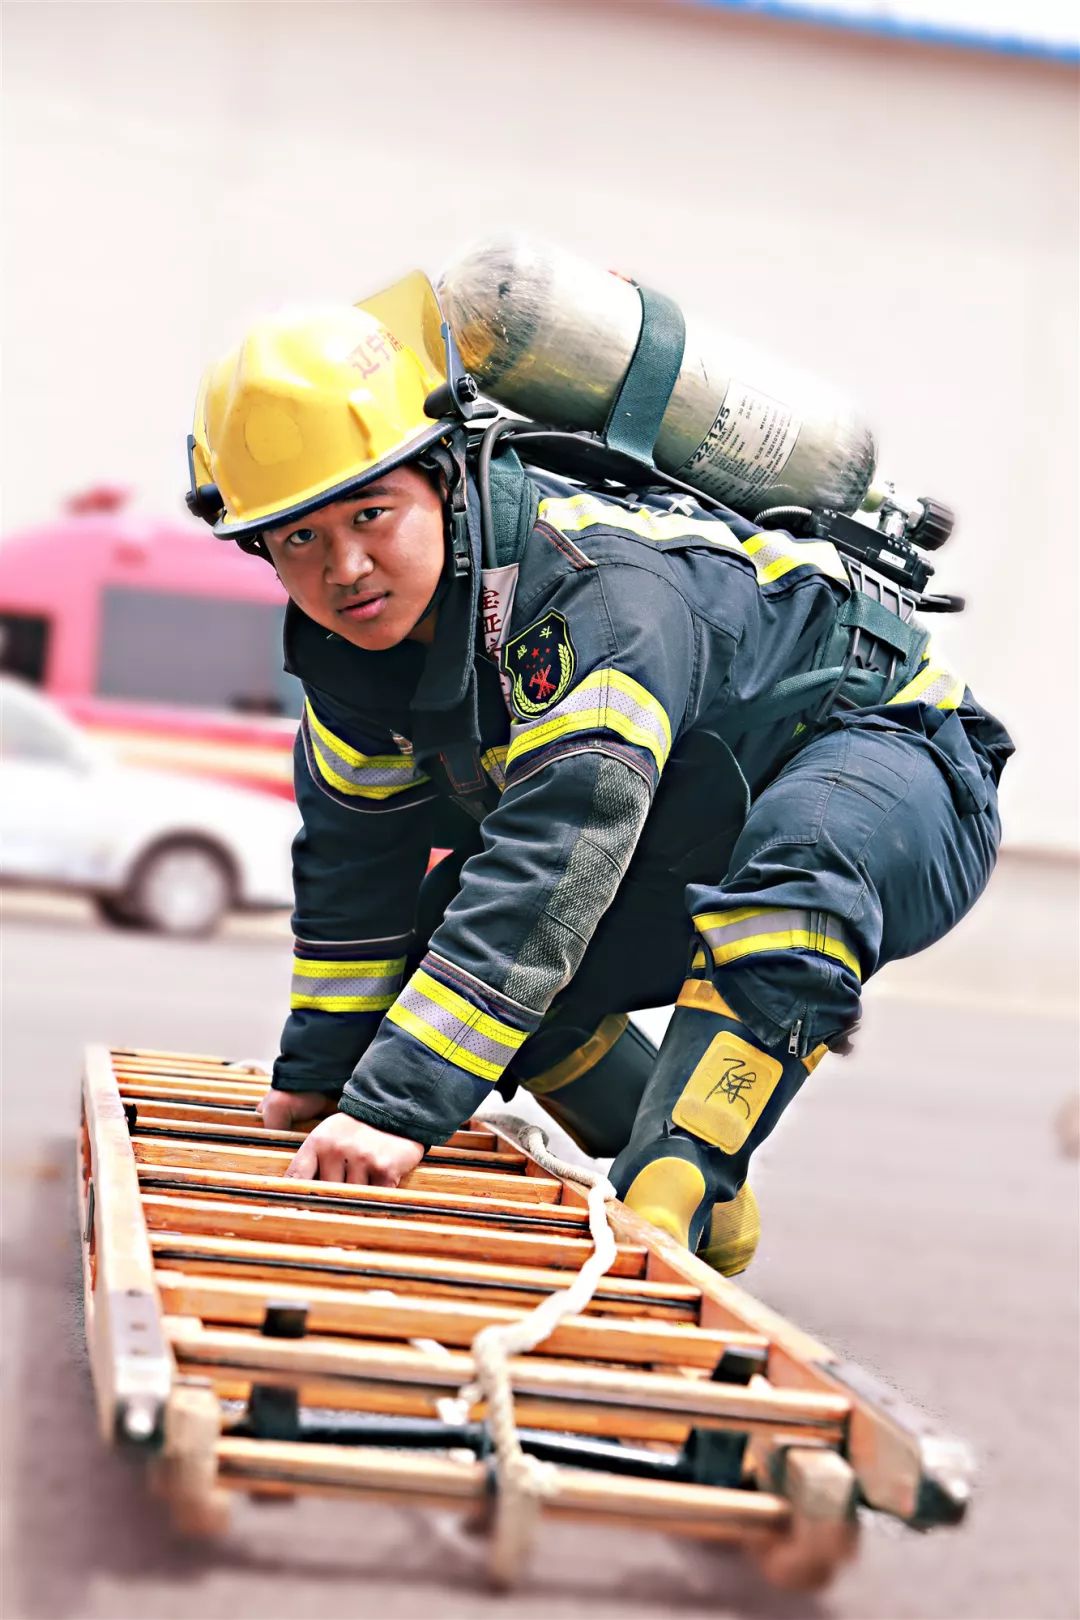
[492,1108,972,1529]
[79,1044,175,1446]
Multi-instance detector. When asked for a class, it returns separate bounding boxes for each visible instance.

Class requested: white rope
[452,1116,618,1588]
[235,1092,617,1584]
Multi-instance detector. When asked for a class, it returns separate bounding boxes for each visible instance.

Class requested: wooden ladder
[78,1043,973,1592]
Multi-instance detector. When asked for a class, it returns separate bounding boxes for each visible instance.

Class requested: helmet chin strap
[411,432,473,629]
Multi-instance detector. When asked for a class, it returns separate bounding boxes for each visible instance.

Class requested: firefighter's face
[262,466,445,650]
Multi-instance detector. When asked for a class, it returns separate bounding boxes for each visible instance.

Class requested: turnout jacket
[274,460,1001,1143]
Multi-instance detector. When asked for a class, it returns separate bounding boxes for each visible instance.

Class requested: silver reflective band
[290,955,405,1013]
[386,968,528,1084]
[506,668,671,773]
[304,700,429,800]
[888,651,965,711]
[693,906,862,980]
[539,492,848,588]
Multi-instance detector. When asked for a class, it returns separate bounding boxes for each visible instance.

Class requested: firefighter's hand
[256,1089,337,1132]
[284,1112,425,1185]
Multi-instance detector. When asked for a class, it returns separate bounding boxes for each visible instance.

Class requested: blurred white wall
[3,0,1077,848]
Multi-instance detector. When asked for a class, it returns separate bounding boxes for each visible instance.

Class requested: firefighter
[187,295,1011,1274]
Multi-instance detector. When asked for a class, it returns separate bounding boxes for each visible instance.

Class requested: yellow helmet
[190,273,452,542]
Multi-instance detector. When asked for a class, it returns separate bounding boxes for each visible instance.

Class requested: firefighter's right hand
[256,1088,338,1132]
[284,1113,425,1185]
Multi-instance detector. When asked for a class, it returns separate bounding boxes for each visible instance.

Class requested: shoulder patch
[501,610,576,718]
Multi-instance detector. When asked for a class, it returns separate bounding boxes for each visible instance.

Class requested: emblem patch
[501,610,576,718]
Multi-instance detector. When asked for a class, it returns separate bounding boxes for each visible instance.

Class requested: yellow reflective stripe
[739,531,849,586]
[384,1002,512,1083]
[525,1014,629,1097]
[481,745,508,791]
[292,957,405,979]
[507,704,661,769]
[605,669,673,755]
[694,906,861,979]
[290,954,405,1013]
[710,928,861,980]
[408,968,526,1051]
[385,968,529,1084]
[291,991,397,1012]
[539,492,848,587]
[304,699,428,800]
[305,700,415,772]
[888,653,965,711]
[693,906,772,931]
[383,1001,498,1080]
[539,491,743,552]
[505,669,672,772]
[306,745,412,801]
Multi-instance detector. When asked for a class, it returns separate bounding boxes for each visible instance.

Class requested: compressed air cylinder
[438,236,877,520]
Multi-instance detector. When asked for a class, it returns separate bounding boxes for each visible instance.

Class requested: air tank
[438,236,877,521]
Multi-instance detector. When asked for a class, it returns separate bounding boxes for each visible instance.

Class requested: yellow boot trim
[676,978,738,1018]
[622,1157,707,1247]
[698,1183,761,1277]
[524,1014,629,1097]
[681,977,828,1077]
[802,1042,829,1075]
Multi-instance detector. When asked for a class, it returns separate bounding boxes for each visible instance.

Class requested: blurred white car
[0,677,298,935]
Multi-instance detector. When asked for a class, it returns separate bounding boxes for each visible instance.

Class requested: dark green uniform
[273,459,1010,1238]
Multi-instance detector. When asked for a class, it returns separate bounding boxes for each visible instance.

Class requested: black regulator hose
[754,505,814,532]
[477,417,517,570]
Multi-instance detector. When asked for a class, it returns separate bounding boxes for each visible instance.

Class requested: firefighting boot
[695,1183,761,1276]
[611,976,827,1252]
[514,1011,657,1159]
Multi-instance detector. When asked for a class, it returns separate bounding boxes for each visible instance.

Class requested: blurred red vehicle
[0,488,298,799]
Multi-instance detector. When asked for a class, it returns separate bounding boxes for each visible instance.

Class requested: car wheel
[93,894,150,930]
[128,841,234,937]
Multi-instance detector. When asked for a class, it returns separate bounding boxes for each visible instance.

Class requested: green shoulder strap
[484,447,538,569]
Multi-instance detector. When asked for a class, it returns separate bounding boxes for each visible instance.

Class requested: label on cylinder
[680,382,801,505]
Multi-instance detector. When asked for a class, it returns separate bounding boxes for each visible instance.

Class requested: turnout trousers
[415,707,1002,1255]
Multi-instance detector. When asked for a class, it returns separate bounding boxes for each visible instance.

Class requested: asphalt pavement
[1,857,1077,1620]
